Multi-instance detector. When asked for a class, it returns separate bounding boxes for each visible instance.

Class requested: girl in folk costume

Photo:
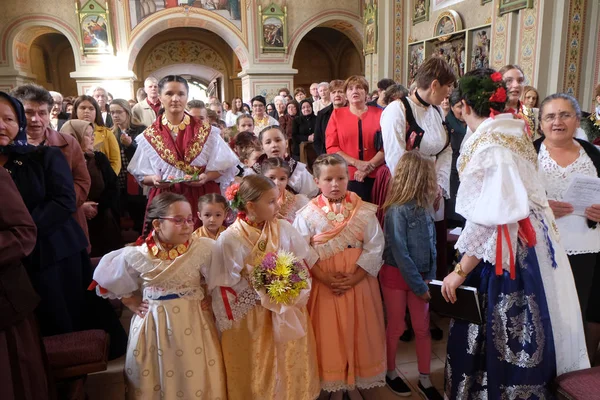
[249,125,319,197]
[500,64,540,140]
[441,69,589,399]
[91,193,227,399]
[380,151,443,400]
[128,75,239,230]
[293,154,386,400]
[193,193,228,240]
[209,175,320,400]
[261,157,309,223]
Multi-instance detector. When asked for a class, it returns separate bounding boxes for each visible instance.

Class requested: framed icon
[259,3,287,53]
[76,0,114,55]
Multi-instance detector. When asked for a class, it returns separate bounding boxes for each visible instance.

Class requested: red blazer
[325,106,383,179]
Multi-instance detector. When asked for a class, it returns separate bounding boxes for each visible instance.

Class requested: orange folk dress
[209,218,321,400]
[293,192,387,392]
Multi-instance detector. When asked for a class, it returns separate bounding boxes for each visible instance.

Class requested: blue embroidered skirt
[444,242,556,399]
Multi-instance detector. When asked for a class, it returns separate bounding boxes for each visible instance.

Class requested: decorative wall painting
[363,2,377,55]
[470,27,490,70]
[432,35,466,78]
[433,10,463,38]
[259,3,287,53]
[76,0,114,55]
[413,0,430,25]
[499,0,534,16]
[408,43,425,84]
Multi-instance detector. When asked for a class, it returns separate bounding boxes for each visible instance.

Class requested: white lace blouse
[380,97,452,197]
[538,143,600,255]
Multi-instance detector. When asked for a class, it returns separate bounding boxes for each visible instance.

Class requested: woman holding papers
[534,93,600,365]
[441,70,589,399]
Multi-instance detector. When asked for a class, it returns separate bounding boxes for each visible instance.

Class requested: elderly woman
[326,75,384,201]
[534,93,600,364]
[442,70,589,398]
[312,82,332,114]
[109,98,147,232]
[71,95,121,174]
[0,92,126,357]
[128,75,239,230]
[251,95,279,136]
[291,100,316,161]
[279,100,299,141]
[271,95,287,120]
[0,167,50,400]
[61,120,122,257]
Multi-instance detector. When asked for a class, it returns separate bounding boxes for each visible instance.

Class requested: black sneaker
[399,328,414,342]
[417,381,444,400]
[386,375,411,397]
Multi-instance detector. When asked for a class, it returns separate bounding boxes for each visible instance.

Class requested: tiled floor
[85,311,450,399]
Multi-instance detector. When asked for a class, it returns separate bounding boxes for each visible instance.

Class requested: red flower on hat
[490,72,503,82]
[225,183,240,201]
[489,87,507,103]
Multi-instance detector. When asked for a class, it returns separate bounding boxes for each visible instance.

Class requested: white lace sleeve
[127,134,155,182]
[289,163,318,197]
[92,247,140,299]
[191,128,240,193]
[282,219,319,267]
[208,229,245,291]
[356,215,384,276]
[435,144,452,198]
[380,100,406,177]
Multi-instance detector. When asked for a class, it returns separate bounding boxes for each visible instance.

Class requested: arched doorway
[292,27,364,89]
[133,27,240,101]
[29,33,77,95]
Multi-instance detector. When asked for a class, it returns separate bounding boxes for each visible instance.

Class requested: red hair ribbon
[496,218,537,280]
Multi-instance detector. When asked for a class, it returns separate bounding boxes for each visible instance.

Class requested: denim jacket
[383,201,437,295]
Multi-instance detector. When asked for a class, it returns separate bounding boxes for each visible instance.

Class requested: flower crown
[225,183,244,211]
[459,71,507,116]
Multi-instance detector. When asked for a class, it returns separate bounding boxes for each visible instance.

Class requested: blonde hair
[312,153,348,178]
[383,151,437,210]
[238,175,276,212]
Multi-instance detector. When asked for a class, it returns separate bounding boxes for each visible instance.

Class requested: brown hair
[343,75,369,94]
[499,64,524,76]
[238,141,262,164]
[294,87,307,96]
[261,157,291,178]
[71,95,105,126]
[197,193,229,214]
[237,175,276,212]
[312,153,348,178]
[236,114,254,129]
[206,109,218,124]
[415,57,456,90]
[145,192,189,235]
[231,97,242,113]
[329,79,345,92]
[521,86,540,108]
[383,151,437,210]
[258,125,286,144]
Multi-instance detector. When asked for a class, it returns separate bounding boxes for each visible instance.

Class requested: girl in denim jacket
[380,151,442,400]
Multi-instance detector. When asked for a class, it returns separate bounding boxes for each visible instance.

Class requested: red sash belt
[495,217,537,280]
[220,287,237,320]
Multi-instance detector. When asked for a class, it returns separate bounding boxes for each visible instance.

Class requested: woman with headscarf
[0,91,127,358]
[71,95,121,174]
[0,166,51,400]
[291,99,316,161]
[61,120,123,257]
[109,98,147,232]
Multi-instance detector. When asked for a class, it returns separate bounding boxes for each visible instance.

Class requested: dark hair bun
[458,68,508,118]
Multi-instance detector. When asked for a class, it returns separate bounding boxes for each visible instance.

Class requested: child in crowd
[236,114,255,134]
[251,126,319,197]
[261,157,309,223]
[380,151,443,400]
[293,154,386,400]
[232,131,263,178]
[193,193,228,240]
[209,175,320,400]
[91,193,226,399]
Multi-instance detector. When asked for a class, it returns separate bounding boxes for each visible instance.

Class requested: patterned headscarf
[0,91,31,154]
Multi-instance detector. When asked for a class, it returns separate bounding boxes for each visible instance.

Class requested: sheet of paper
[562,174,600,216]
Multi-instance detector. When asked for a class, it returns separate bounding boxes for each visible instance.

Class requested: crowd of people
[2,56,600,400]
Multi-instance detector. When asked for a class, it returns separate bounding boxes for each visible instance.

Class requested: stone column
[238,66,297,103]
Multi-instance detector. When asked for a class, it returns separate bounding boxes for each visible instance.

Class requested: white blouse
[128,125,239,194]
[225,110,242,128]
[246,161,319,197]
[538,143,600,255]
[380,98,452,197]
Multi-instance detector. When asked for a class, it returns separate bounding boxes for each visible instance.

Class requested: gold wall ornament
[363,1,377,56]
[76,0,114,55]
[259,3,287,53]
[433,10,463,40]
[499,0,534,16]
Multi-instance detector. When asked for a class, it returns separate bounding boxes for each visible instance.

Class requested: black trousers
[348,177,375,203]
[568,252,599,323]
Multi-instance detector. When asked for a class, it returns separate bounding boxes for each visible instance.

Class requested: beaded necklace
[146,231,190,261]
[162,113,190,136]
[318,193,353,223]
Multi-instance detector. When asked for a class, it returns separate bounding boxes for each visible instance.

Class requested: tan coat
[131,99,157,127]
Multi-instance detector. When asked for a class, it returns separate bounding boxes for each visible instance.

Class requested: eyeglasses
[541,112,576,123]
[159,216,194,226]
[252,104,265,108]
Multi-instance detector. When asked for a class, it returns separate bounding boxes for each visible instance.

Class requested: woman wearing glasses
[128,75,239,232]
[250,95,279,136]
[534,93,600,365]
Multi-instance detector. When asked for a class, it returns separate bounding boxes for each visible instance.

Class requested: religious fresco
[128,0,242,30]
[470,27,490,70]
[432,36,465,78]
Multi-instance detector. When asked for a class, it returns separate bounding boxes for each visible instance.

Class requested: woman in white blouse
[442,69,589,398]
[225,97,243,127]
[534,93,600,364]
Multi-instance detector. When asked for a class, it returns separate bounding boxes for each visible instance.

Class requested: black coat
[292,113,316,159]
[313,104,334,156]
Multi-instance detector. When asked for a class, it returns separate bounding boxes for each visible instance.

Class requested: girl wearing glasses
[441,70,589,399]
[92,192,227,399]
[534,93,600,365]
[127,75,239,232]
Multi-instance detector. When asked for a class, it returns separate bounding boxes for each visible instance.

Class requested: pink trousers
[379,264,431,374]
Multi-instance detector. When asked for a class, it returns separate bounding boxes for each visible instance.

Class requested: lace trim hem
[321,372,386,392]
[213,283,259,332]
